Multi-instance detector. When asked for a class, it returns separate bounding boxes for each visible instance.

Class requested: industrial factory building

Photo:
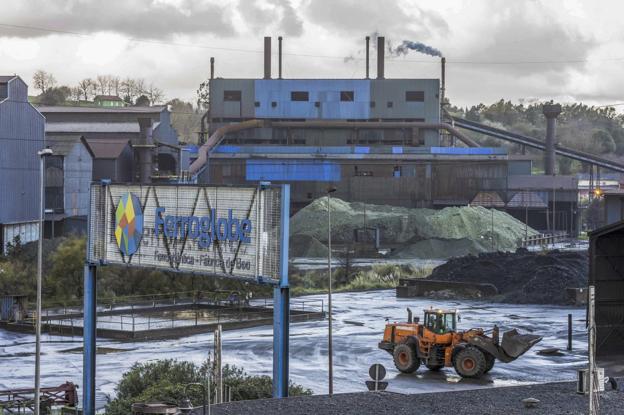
[0,75,45,253]
[191,37,580,235]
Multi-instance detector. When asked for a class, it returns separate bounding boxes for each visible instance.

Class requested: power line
[1,22,622,66]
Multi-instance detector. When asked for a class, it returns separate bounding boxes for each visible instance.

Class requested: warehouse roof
[46,122,140,133]
[45,135,85,156]
[37,105,166,114]
[81,137,130,159]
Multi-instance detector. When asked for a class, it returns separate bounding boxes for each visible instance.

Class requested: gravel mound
[289,234,329,258]
[290,197,537,259]
[426,249,588,304]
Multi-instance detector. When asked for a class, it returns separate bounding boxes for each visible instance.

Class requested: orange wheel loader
[378,308,542,378]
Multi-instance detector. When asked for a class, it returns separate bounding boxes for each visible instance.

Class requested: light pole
[35,148,53,415]
[327,186,336,397]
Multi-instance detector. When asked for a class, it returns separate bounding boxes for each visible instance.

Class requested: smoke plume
[392,40,443,57]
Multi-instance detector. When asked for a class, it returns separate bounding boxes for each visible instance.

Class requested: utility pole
[214,325,222,404]
[327,187,336,396]
[35,148,53,415]
[588,285,597,415]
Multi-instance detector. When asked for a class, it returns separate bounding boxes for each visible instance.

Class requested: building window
[271,101,277,108]
[254,101,260,107]
[45,155,64,212]
[370,101,376,108]
[387,101,393,108]
[224,90,242,101]
[291,91,309,101]
[340,91,354,102]
[406,91,425,102]
[314,101,320,108]
[222,164,232,177]
[307,192,313,199]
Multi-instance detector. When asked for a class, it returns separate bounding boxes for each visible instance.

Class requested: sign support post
[273,184,290,398]
[83,263,97,415]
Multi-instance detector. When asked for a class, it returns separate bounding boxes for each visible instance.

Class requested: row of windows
[223,90,425,103]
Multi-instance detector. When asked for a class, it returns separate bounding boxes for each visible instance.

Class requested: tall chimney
[377,36,385,79]
[264,36,272,79]
[210,57,215,79]
[278,36,283,79]
[543,103,562,175]
[440,57,446,107]
[138,118,154,183]
[365,36,370,79]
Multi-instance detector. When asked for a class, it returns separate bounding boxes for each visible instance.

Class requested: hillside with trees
[449,100,624,174]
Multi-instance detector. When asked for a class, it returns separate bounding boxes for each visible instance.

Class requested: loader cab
[424,309,457,334]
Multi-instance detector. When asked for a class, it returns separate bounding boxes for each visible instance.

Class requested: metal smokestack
[264,36,272,79]
[543,103,562,175]
[278,36,283,79]
[210,57,215,79]
[365,36,370,79]
[440,57,446,107]
[377,36,385,79]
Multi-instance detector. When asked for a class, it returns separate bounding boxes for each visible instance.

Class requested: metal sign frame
[82,182,290,414]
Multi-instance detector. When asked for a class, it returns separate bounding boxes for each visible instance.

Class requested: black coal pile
[426,249,588,305]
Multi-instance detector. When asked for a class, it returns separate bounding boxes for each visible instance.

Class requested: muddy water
[0,290,586,407]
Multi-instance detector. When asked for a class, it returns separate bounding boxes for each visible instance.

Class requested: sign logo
[114,193,144,256]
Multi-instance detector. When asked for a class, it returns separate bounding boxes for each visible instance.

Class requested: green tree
[105,360,311,415]
[39,86,71,105]
[591,129,616,154]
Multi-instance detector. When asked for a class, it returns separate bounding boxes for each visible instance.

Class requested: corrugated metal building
[37,105,180,178]
[0,75,45,253]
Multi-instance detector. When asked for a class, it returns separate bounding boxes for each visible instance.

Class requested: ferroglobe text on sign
[88,183,282,282]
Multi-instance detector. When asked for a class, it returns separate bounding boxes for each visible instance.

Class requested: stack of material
[290,197,538,259]
[426,249,588,304]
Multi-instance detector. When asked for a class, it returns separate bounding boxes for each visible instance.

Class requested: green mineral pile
[290,197,538,259]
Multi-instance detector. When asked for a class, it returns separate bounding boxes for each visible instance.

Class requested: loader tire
[393,343,420,373]
[484,353,495,373]
[453,346,487,378]
[425,364,443,371]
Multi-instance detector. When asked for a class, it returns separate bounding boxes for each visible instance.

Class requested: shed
[589,220,624,356]
[1,295,28,321]
[81,137,133,182]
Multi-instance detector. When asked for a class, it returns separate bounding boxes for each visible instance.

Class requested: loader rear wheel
[484,353,495,373]
[393,343,420,373]
[453,346,487,378]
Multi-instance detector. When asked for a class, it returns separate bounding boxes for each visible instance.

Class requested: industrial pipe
[188,119,479,175]
[278,36,283,79]
[189,120,264,175]
[377,36,385,79]
[264,36,272,79]
[440,57,446,107]
[210,57,215,80]
[365,36,370,79]
[271,120,479,147]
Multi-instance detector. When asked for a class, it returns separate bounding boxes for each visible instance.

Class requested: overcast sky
[1,0,622,108]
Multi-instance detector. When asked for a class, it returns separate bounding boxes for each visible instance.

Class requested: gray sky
[0,0,621,108]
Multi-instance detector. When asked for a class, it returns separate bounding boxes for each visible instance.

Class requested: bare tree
[78,78,96,101]
[33,70,57,94]
[145,83,164,105]
[120,77,136,103]
[134,78,146,97]
[96,75,110,95]
[110,76,121,96]
[70,86,83,102]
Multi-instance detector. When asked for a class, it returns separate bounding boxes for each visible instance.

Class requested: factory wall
[0,77,45,225]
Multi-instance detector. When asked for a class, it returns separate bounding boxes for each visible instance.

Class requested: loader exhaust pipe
[407,308,412,324]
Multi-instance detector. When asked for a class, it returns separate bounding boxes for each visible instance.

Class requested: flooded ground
[0,290,587,408]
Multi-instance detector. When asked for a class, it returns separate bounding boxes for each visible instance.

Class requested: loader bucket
[500,329,542,359]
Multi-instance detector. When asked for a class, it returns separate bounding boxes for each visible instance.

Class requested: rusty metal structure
[0,382,78,414]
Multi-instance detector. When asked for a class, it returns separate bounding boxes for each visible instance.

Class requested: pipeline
[188,120,478,176]
[189,120,264,175]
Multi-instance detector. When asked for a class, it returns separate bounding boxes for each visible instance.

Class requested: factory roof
[37,105,166,114]
[0,75,17,82]
[81,137,130,159]
[45,135,85,156]
[471,191,505,207]
[46,122,140,133]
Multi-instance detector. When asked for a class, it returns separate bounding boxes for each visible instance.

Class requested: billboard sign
[88,183,283,282]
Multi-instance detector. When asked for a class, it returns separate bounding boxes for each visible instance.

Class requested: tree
[120,78,137,104]
[591,129,616,154]
[110,76,121,96]
[78,78,96,101]
[39,86,71,106]
[96,75,110,95]
[197,80,210,110]
[70,86,83,102]
[145,83,164,105]
[135,95,150,106]
[33,70,57,94]
[105,360,311,415]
